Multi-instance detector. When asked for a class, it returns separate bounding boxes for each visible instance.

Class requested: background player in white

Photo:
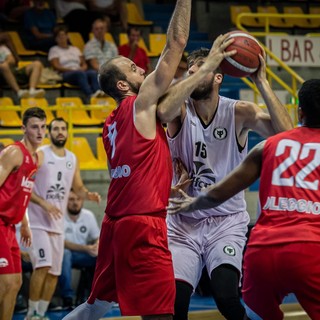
[157,47,293,319]
[25,117,100,320]
[168,78,320,320]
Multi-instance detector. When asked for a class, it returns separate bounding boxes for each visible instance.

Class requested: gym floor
[13,293,309,320]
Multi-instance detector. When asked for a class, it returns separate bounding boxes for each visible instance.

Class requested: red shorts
[88,214,175,316]
[0,223,21,274]
[242,242,320,320]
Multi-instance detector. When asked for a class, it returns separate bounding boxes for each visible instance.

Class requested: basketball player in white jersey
[157,48,293,319]
[25,118,100,320]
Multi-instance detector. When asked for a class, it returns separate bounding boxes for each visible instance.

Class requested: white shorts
[167,211,249,289]
[28,229,64,276]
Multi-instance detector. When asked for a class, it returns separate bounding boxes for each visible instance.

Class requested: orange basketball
[220,31,262,78]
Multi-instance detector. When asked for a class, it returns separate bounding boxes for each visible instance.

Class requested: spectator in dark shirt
[24,0,56,52]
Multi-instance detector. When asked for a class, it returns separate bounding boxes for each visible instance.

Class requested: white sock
[62,299,114,320]
[27,300,39,316]
[38,300,50,316]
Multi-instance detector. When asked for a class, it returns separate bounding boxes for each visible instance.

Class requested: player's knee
[0,276,21,294]
[174,280,193,320]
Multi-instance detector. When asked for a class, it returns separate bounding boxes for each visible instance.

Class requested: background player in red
[168,79,320,320]
[0,107,46,320]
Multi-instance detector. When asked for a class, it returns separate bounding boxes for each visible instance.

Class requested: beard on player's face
[191,79,214,101]
[50,135,67,147]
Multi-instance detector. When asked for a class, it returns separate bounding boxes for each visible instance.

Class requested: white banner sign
[266,35,320,67]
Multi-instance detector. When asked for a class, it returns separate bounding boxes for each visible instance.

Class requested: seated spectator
[118,26,151,74]
[84,18,118,72]
[0,44,45,99]
[48,26,102,102]
[59,190,100,310]
[55,0,102,42]
[88,0,128,31]
[24,0,57,52]
[0,31,20,62]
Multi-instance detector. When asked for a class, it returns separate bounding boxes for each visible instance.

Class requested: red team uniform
[243,127,320,319]
[87,96,175,316]
[0,142,37,274]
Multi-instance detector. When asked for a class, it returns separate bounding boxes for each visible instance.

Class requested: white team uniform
[167,96,250,288]
[28,145,76,275]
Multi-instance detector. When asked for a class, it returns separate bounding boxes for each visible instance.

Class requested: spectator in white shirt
[58,190,100,310]
[48,26,103,102]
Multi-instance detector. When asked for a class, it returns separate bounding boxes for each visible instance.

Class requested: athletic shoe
[62,297,74,310]
[47,302,62,311]
[24,313,41,320]
[29,88,45,98]
[17,89,30,99]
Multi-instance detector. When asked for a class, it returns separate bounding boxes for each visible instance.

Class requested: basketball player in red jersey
[62,1,237,319]
[168,79,320,320]
[0,107,46,320]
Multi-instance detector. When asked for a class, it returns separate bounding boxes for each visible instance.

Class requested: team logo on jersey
[223,245,236,256]
[66,161,73,169]
[192,161,215,190]
[21,176,34,192]
[25,155,30,164]
[0,258,8,268]
[80,226,87,233]
[46,184,65,201]
[213,127,227,140]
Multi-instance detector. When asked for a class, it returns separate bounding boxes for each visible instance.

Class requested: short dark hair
[48,117,68,132]
[54,25,68,38]
[98,57,127,101]
[298,79,320,126]
[22,107,46,126]
[187,47,223,74]
[127,26,141,36]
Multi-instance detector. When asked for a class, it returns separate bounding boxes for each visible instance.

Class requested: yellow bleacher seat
[126,3,153,26]
[96,136,108,168]
[284,6,320,28]
[89,32,116,45]
[0,97,21,127]
[56,97,101,126]
[257,6,294,28]
[230,5,264,28]
[119,33,157,57]
[7,31,37,56]
[71,137,106,170]
[68,32,85,51]
[149,33,166,57]
[90,96,117,124]
[0,138,15,146]
[20,98,55,125]
[41,137,50,146]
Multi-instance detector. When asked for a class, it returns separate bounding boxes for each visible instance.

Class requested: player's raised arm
[135,0,191,114]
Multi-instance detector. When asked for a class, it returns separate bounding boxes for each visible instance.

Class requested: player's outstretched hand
[250,46,267,84]
[167,189,196,215]
[204,33,237,73]
[87,191,101,204]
